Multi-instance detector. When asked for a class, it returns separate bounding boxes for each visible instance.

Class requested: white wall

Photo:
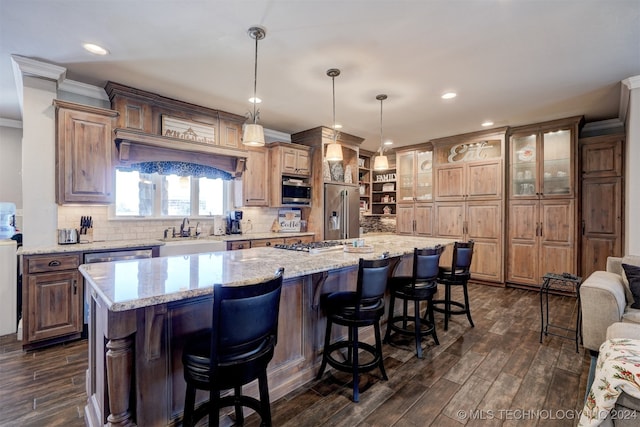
[0,123,22,229]
[21,76,58,248]
[625,80,640,254]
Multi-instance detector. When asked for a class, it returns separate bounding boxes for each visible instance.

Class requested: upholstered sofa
[580,256,640,426]
[580,255,640,353]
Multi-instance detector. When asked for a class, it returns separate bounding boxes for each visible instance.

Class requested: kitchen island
[80,234,454,426]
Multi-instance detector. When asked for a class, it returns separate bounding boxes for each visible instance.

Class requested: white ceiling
[1,0,639,152]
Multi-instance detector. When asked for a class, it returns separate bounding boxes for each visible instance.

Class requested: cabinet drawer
[250,238,285,248]
[27,254,81,273]
[227,241,251,251]
[284,236,314,245]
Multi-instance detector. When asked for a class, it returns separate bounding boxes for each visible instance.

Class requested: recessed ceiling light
[481,121,494,127]
[383,140,393,146]
[441,92,457,99]
[82,43,109,55]
[333,124,342,129]
[248,97,262,104]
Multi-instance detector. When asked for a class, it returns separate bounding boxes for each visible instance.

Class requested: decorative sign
[161,115,215,144]
[447,140,498,163]
[278,209,302,232]
[375,173,397,182]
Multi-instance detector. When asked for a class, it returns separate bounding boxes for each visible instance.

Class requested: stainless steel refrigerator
[324,183,360,240]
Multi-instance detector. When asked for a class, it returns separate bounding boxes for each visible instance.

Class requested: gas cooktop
[273,240,346,254]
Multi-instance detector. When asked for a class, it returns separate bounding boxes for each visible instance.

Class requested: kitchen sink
[159,238,226,256]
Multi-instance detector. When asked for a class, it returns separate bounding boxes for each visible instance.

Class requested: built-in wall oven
[82,248,154,336]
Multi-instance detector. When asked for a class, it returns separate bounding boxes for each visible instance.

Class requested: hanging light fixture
[242,26,266,147]
[325,68,343,161]
[373,94,390,170]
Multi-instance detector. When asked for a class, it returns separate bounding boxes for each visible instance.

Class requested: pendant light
[325,68,343,161]
[242,26,266,147]
[373,94,390,170]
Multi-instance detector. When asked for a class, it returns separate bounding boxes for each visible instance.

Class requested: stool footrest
[323,340,382,374]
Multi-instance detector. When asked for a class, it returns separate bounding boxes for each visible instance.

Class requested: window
[115,169,227,218]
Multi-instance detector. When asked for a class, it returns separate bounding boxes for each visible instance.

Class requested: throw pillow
[622,263,640,309]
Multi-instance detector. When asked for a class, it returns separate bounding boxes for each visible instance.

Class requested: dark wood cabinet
[54,100,119,204]
[580,134,624,278]
[23,253,83,348]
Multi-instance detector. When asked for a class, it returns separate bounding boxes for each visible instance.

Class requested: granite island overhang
[80,235,455,426]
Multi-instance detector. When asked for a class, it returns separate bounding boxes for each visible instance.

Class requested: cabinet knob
[266,242,271,246]
[48,260,61,267]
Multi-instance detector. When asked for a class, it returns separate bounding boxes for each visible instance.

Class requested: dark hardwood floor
[0,284,589,426]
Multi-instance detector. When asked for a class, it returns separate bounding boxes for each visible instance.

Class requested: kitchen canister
[0,202,16,239]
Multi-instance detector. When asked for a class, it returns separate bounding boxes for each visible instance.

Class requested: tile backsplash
[57,206,283,242]
[57,206,396,242]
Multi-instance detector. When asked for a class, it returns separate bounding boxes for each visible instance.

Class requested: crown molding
[0,118,22,129]
[264,128,291,143]
[58,79,109,101]
[622,75,640,90]
[11,55,66,82]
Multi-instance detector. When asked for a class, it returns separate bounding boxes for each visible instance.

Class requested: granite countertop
[17,232,316,255]
[80,235,454,312]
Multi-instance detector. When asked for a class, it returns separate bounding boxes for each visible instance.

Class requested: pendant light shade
[373,94,389,170]
[242,26,266,147]
[325,68,343,161]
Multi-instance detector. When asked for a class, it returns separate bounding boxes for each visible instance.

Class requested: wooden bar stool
[181,267,284,427]
[384,245,444,359]
[433,240,475,331]
[316,257,391,402]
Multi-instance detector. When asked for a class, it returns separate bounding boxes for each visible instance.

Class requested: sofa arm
[606,322,640,341]
[606,256,624,276]
[580,271,626,352]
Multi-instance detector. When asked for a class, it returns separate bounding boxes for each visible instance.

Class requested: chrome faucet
[180,218,190,237]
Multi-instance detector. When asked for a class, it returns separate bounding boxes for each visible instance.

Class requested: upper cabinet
[396,146,433,204]
[509,118,581,199]
[432,129,506,201]
[276,143,311,176]
[235,146,269,207]
[54,100,119,204]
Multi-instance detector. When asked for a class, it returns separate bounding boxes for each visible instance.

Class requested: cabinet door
[507,200,539,285]
[434,164,464,200]
[434,202,464,240]
[219,118,241,149]
[396,204,414,234]
[581,177,622,277]
[542,129,573,197]
[57,107,115,204]
[581,138,623,178]
[295,150,311,175]
[414,203,433,236]
[466,201,502,282]
[467,160,502,199]
[237,147,269,206]
[26,270,82,343]
[396,151,415,204]
[540,199,575,276]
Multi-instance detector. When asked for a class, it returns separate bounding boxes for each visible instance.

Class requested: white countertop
[80,235,454,312]
[17,232,316,255]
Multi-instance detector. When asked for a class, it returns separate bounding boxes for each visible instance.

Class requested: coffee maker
[227,210,243,234]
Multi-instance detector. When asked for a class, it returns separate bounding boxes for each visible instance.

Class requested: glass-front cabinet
[511,127,574,198]
[397,149,433,203]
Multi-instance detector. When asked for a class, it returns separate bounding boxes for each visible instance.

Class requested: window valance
[114,129,246,177]
[122,161,233,181]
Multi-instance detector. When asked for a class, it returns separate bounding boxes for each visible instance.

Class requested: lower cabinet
[226,235,314,250]
[22,253,83,348]
[434,201,503,283]
[507,199,576,286]
[396,203,433,236]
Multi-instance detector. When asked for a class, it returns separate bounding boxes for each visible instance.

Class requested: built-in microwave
[282,178,311,205]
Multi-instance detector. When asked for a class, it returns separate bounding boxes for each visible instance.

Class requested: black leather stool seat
[384,246,443,359]
[316,257,390,402]
[182,268,284,427]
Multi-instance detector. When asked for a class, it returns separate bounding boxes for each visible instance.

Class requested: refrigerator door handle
[343,190,348,239]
